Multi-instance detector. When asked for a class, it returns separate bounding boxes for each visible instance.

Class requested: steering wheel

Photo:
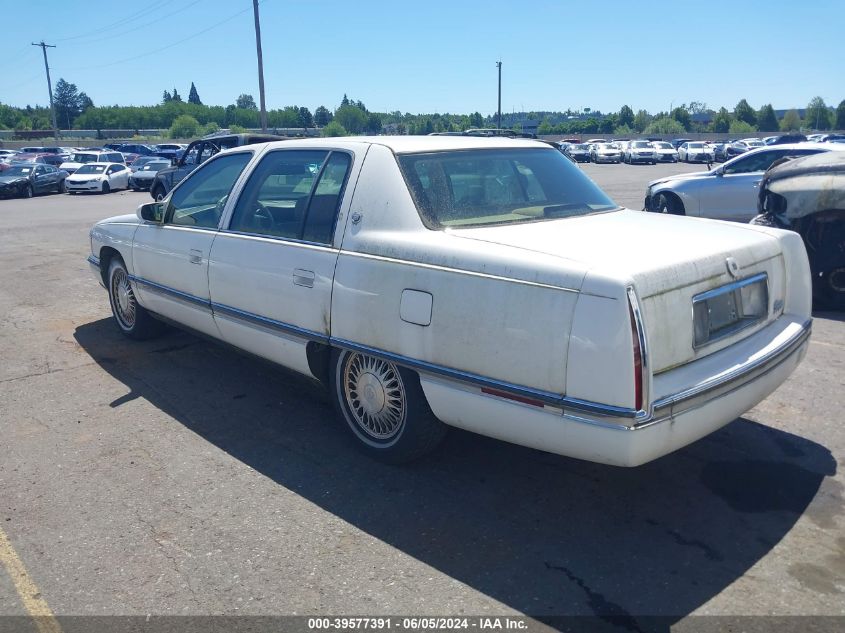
[252,201,273,231]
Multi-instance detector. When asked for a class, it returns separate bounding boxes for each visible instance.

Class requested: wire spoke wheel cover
[342,352,407,444]
[110,267,136,330]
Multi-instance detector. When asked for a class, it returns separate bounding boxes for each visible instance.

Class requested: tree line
[1,80,843,138]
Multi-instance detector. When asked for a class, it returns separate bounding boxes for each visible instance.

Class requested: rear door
[208,148,357,377]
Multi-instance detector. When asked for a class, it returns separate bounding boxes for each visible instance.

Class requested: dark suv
[149,133,283,201]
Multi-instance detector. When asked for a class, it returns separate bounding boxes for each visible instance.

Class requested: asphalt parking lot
[0,162,843,632]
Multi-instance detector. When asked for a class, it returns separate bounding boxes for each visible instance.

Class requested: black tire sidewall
[330,349,445,463]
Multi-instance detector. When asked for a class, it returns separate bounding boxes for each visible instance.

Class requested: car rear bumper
[419,314,811,466]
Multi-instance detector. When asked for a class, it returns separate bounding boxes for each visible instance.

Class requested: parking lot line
[0,527,62,633]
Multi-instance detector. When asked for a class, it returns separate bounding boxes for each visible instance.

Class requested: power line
[53,0,173,42]
[56,0,203,47]
[58,4,256,72]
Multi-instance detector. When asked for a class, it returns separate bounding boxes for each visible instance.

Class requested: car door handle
[189,249,203,264]
[293,269,315,288]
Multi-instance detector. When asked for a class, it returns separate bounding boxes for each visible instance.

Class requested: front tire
[101,181,111,194]
[331,349,446,463]
[656,193,685,215]
[107,257,163,340]
[57,179,66,193]
[23,184,34,199]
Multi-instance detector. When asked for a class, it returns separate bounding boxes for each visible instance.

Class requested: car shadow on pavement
[74,319,836,630]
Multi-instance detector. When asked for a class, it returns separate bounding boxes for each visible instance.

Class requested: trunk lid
[452,209,786,372]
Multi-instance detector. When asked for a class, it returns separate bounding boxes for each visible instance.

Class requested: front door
[131,151,254,338]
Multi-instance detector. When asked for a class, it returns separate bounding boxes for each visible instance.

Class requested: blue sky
[2,0,843,116]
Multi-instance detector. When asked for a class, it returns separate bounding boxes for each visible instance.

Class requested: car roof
[250,135,552,155]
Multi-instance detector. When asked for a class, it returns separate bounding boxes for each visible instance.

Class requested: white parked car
[645,143,844,221]
[651,141,679,163]
[88,137,812,467]
[60,150,125,175]
[591,142,622,163]
[678,142,715,163]
[624,141,656,164]
[66,162,130,194]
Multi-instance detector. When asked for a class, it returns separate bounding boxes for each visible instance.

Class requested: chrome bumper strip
[647,318,812,425]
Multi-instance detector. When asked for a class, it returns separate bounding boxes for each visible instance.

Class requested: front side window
[228,150,351,244]
[398,148,617,229]
[166,152,253,229]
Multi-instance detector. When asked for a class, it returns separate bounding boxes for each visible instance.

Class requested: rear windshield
[397,148,617,229]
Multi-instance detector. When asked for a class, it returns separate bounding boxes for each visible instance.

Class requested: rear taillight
[627,288,647,412]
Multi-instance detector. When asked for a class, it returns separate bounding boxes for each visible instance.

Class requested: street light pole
[496,61,502,130]
[32,41,59,140]
[252,0,268,133]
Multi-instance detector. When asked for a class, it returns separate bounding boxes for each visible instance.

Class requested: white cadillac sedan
[67,162,131,194]
[88,137,812,466]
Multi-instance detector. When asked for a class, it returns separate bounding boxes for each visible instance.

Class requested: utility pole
[496,61,502,130]
[252,0,268,132]
[32,41,59,140]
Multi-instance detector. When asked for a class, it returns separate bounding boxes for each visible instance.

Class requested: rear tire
[814,268,845,311]
[58,179,66,193]
[107,257,164,340]
[331,349,447,463]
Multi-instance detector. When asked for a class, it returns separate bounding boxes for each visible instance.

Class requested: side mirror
[138,202,164,223]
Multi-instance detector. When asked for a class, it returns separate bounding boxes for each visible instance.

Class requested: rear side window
[229,150,351,245]
[398,148,616,229]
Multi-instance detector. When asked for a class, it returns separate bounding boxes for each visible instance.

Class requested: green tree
[334,104,366,134]
[162,90,172,104]
[710,107,732,133]
[365,112,382,135]
[670,106,691,131]
[613,123,634,136]
[757,104,778,132]
[643,116,686,135]
[236,94,257,110]
[633,109,652,132]
[297,106,314,128]
[202,121,219,135]
[836,100,845,130]
[618,105,634,128]
[734,99,756,126]
[470,112,484,128]
[780,109,802,132]
[188,82,202,105]
[805,96,831,130]
[729,120,756,135]
[53,78,84,128]
[169,114,200,138]
[171,88,182,102]
[321,121,347,137]
[78,93,94,112]
[314,105,332,127]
